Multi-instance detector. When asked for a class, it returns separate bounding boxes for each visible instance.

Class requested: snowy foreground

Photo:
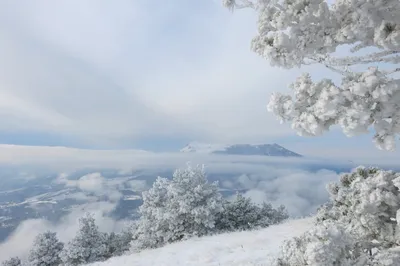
[91,218,312,266]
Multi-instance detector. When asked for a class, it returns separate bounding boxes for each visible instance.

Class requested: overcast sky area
[1,0,400,158]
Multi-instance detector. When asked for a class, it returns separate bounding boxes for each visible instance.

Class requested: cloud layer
[2,143,400,261]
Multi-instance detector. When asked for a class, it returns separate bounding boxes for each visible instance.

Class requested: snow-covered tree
[216,193,288,232]
[166,164,224,239]
[133,164,224,250]
[223,0,400,150]
[216,193,260,232]
[274,222,365,266]
[319,167,400,248]
[61,213,108,265]
[28,231,64,266]
[1,257,21,266]
[103,230,132,258]
[274,167,400,265]
[132,176,171,250]
[258,202,289,227]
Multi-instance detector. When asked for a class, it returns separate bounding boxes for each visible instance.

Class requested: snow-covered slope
[91,218,312,266]
[180,142,302,157]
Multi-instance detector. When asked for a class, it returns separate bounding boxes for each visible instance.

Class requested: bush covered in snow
[1,257,21,266]
[132,164,288,251]
[274,167,400,265]
[103,230,133,258]
[61,213,109,265]
[132,164,224,250]
[1,213,134,266]
[28,231,64,266]
[216,193,288,232]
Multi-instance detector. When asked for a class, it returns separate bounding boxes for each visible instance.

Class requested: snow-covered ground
[91,218,312,266]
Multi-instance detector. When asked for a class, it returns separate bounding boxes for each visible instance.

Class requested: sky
[0,0,399,157]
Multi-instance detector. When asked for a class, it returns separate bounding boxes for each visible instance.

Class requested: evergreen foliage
[28,231,64,266]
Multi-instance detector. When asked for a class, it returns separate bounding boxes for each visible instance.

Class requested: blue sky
[0,0,399,157]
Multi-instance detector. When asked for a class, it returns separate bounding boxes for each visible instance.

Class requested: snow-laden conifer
[216,193,260,232]
[132,177,171,250]
[28,231,64,266]
[166,164,224,240]
[103,230,132,258]
[274,167,400,265]
[61,213,108,265]
[216,193,288,232]
[1,257,21,266]
[133,164,223,250]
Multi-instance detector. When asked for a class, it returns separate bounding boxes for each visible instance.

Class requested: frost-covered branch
[386,68,400,75]
[324,51,400,67]
[222,0,256,10]
[308,56,349,75]
[224,0,400,150]
[267,68,400,151]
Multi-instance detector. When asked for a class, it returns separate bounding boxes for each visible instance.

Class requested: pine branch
[325,51,400,67]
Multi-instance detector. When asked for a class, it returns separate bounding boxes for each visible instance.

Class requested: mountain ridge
[180,142,302,157]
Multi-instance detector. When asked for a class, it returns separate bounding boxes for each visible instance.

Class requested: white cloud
[239,169,339,217]
[237,174,257,190]
[56,172,125,202]
[76,173,105,193]
[126,180,148,192]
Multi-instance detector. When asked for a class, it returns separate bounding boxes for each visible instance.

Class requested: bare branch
[350,43,372,53]
[223,0,256,10]
[325,51,400,67]
[235,0,256,9]
[308,56,349,75]
[384,68,400,75]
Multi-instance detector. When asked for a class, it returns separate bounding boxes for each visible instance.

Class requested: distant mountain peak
[180,142,227,153]
[180,142,302,157]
